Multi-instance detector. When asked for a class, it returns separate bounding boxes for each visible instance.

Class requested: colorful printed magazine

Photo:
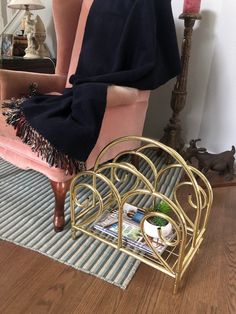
[93,203,173,256]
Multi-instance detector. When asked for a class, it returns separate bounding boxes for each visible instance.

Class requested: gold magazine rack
[70,136,213,293]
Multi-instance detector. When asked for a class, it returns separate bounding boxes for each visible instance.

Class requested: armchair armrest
[0,70,67,100]
[106,85,150,107]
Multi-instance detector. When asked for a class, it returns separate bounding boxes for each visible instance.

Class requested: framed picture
[1,33,13,57]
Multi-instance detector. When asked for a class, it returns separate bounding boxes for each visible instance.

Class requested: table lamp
[7,0,45,59]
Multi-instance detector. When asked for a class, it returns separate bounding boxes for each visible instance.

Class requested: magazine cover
[93,203,173,255]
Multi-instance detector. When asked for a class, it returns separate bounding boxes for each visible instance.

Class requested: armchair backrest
[52,0,150,169]
[52,0,83,77]
[65,0,93,87]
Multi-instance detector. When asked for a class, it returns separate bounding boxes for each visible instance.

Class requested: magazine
[93,203,174,256]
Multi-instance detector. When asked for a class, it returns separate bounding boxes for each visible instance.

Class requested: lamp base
[24,51,41,59]
[36,44,50,58]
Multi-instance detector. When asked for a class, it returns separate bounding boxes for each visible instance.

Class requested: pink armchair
[0,0,150,231]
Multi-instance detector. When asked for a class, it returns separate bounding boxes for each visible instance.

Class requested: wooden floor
[1,184,236,314]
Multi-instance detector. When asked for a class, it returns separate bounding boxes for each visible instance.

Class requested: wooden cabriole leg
[131,154,139,170]
[50,179,72,232]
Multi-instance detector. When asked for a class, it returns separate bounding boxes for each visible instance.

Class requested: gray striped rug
[0,151,182,289]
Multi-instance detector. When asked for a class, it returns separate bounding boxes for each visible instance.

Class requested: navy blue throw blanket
[2,0,180,174]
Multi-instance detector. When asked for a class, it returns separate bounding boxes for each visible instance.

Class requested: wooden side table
[0,57,56,74]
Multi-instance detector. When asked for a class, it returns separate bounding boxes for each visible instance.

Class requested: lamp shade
[8,0,45,10]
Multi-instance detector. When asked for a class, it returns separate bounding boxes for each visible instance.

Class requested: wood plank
[0,186,236,313]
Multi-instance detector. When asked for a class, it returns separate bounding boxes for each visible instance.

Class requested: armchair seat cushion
[0,103,72,182]
[0,136,73,182]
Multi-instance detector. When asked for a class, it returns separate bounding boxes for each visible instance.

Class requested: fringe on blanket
[2,97,85,175]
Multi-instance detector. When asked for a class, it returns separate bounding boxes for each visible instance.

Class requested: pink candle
[183,0,201,14]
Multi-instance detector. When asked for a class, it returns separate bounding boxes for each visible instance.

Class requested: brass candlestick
[160,13,202,155]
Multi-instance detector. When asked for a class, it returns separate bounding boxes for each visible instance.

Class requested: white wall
[144,0,236,154]
[0,14,4,33]
[198,0,236,153]
[0,1,7,31]
[36,0,56,57]
[145,1,220,148]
